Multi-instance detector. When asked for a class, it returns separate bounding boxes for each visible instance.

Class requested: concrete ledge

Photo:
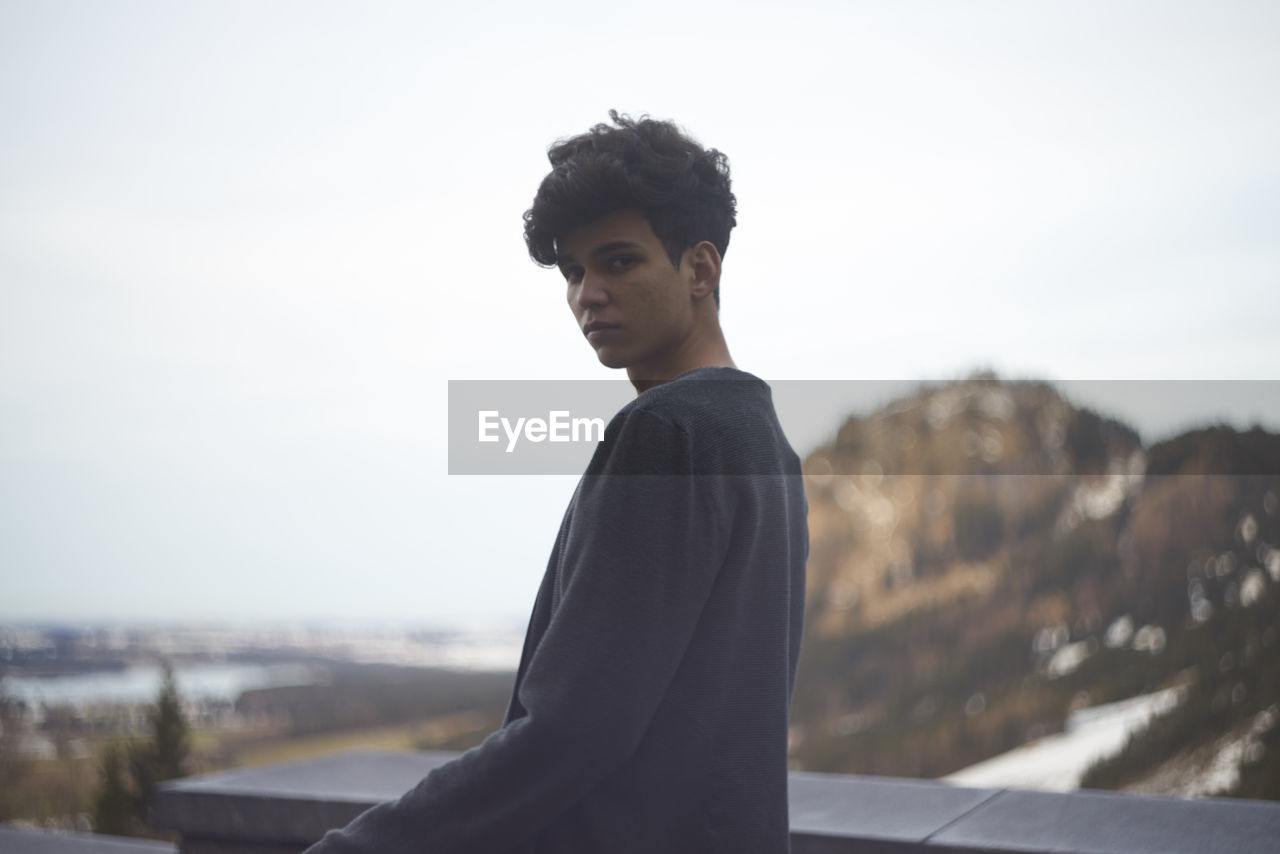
[0,826,175,854]
[929,787,1280,854]
[788,771,1001,852]
[152,751,458,848]
[152,749,1280,854]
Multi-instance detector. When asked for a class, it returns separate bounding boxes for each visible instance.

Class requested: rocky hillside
[789,375,1280,801]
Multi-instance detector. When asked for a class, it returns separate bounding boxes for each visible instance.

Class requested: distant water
[0,662,316,706]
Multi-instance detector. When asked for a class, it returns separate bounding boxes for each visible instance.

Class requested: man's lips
[583,322,620,339]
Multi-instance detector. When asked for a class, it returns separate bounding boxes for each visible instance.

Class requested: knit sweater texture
[304,366,808,853]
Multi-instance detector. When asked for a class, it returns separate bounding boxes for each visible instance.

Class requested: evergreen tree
[92,741,136,836]
[0,684,34,821]
[149,661,189,782]
[90,660,191,836]
[131,660,190,817]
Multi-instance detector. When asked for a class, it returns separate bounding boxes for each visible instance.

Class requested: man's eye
[608,256,635,271]
[563,266,584,283]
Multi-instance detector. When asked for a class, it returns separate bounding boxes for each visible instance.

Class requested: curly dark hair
[523,110,737,307]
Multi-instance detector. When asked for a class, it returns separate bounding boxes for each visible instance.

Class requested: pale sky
[2,0,1278,626]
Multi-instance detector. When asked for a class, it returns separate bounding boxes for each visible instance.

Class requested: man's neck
[627,334,736,394]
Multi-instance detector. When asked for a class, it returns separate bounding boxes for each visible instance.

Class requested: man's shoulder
[627,366,771,428]
[599,367,798,476]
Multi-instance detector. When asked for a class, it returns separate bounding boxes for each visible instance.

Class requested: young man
[305,112,808,853]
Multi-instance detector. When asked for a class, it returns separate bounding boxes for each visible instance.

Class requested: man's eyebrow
[589,240,645,257]
[558,240,646,268]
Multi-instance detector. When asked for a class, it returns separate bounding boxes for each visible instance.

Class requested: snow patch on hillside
[942,688,1183,792]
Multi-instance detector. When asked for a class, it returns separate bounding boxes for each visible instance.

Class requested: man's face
[556,208,697,378]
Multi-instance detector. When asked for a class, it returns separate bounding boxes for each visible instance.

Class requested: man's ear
[686,240,722,302]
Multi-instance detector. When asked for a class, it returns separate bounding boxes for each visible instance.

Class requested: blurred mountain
[790,374,1280,801]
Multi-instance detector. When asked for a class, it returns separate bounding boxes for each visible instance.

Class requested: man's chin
[593,348,630,370]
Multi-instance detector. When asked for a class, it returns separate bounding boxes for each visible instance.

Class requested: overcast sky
[2,0,1278,626]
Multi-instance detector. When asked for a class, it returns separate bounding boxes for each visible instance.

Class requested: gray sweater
[304,367,808,853]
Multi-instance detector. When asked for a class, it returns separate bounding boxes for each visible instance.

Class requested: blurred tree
[91,660,190,836]
[44,706,76,759]
[0,684,35,821]
[93,741,136,836]
[953,490,1004,561]
[149,661,189,783]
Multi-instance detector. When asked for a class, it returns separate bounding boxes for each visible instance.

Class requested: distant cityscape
[0,620,523,761]
[1,620,525,677]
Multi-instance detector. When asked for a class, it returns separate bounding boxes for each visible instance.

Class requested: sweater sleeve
[303,407,732,853]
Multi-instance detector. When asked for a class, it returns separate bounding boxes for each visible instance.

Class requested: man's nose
[574,271,608,308]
